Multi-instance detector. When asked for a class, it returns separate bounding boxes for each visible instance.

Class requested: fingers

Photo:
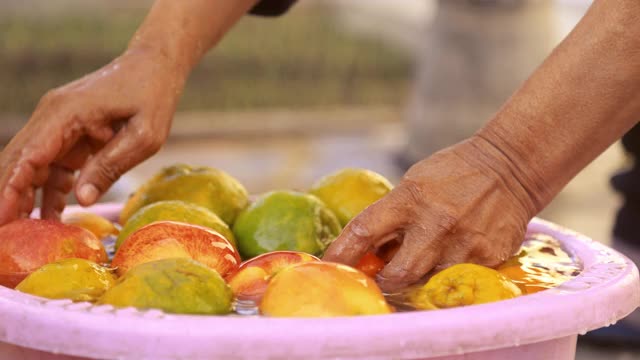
[75,116,164,206]
[0,156,49,225]
[56,139,94,170]
[0,93,76,224]
[19,187,36,218]
[377,225,444,292]
[41,165,75,221]
[0,183,20,225]
[323,197,407,266]
[42,140,93,220]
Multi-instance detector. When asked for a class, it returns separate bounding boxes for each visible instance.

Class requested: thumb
[75,117,164,206]
[323,196,407,266]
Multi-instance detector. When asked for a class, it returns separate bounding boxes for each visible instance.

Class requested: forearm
[127,0,258,80]
[475,0,640,215]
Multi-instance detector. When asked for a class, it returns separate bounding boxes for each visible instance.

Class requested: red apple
[0,219,107,288]
[111,221,240,277]
[228,251,319,301]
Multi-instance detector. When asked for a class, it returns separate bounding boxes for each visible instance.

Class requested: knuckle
[133,127,163,154]
[432,209,459,235]
[93,161,122,189]
[399,179,426,207]
[471,241,512,268]
[40,89,65,107]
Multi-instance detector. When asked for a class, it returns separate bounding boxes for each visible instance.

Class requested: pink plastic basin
[0,203,638,360]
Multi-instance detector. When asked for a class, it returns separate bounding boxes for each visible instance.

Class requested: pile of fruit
[0,165,581,317]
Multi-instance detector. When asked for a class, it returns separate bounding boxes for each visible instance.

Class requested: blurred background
[0,0,636,358]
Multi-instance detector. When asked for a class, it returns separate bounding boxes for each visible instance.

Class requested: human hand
[323,137,538,292]
[0,47,186,225]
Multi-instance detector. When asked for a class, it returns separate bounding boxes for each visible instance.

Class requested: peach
[260,261,392,317]
[111,221,240,277]
[228,251,319,301]
[0,219,107,288]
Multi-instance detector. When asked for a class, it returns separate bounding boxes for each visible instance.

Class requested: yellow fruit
[119,164,249,226]
[410,263,522,309]
[232,191,341,259]
[62,212,119,239]
[16,258,116,302]
[260,262,391,317]
[97,258,232,315]
[309,168,393,226]
[116,200,235,250]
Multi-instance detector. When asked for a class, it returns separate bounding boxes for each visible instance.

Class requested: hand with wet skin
[0,49,180,224]
[323,138,535,292]
[0,0,259,225]
[326,0,640,291]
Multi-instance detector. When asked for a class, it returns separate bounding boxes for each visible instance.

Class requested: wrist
[120,45,191,93]
[459,133,545,219]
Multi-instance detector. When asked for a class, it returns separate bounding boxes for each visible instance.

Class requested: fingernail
[78,184,99,205]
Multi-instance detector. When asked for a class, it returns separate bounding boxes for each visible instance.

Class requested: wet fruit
[0,219,108,288]
[116,200,235,250]
[119,164,249,226]
[16,258,116,302]
[228,251,319,302]
[260,262,391,317]
[112,221,240,277]
[98,258,232,315]
[355,252,385,278]
[62,212,119,239]
[309,168,393,227]
[410,263,522,310]
[233,191,341,259]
